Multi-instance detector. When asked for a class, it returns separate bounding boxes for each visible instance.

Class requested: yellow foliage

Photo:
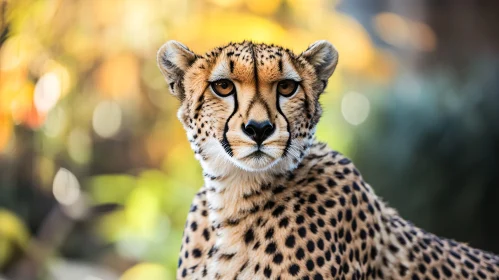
[169,12,290,50]
[374,12,437,52]
[0,114,13,153]
[208,0,245,8]
[0,208,30,249]
[121,263,172,280]
[0,35,37,71]
[317,12,376,72]
[246,0,282,15]
[94,53,140,99]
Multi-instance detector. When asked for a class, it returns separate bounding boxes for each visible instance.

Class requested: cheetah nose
[242,120,275,146]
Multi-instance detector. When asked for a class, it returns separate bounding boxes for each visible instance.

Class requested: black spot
[339,158,351,165]
[220,253,235,260]
[306,207,316,217]
[309,222,318,234]
[327,178,337,187]
[279,217,289,228]
[298,227,307,237]
[423,253,431,264]
[317,238,324,250]
[325,231,332,241]
[317,256,325,267]
[202,228,210,241]
[431,268,440,278]
[244,229,255,244]
[339,196,346,206]
[285,235,296,248]
[466,252,480,263]
[345,209,352,221]
[265,242,277,254]
[442,265,452,277]
[317,218,325,227]
[342,263,350,274]
[296,247,305,260]
[272,205,285,217]
[192,248,202,258]
[399,264,408,276]
[330,217,337,227]
[314,273,324,280]
[272,185,286,194]
[296,215,305,224]
[464,260,475,270]
[351,195,358,206]
[306,259,315,271]
[330,266,337,277]
[342,185,351,194]
[264,266,272,278]
[273,253,284,264]
[316,184,327,194]
[289,264,300,276]
[307,240,315,253]
[389,244,399,253]
[325,199,335,208]
[265,228,274,239]
[190,222,198,231]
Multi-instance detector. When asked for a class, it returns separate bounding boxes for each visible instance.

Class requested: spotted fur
[157,40,499,279]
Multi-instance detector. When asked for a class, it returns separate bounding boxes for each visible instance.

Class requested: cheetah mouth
[234,148,281,172]
[241,149,273,160]
[229,143,286,171]
[247,150,267,159]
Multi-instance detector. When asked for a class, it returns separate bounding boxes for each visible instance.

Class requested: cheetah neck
[202,166,281,228]
[200,166,281,263]
[197,138,308,229]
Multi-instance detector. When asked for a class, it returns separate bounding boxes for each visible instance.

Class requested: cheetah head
[157,41,338,173]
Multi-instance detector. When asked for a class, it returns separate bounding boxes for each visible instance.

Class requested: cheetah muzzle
[157,40,499,280]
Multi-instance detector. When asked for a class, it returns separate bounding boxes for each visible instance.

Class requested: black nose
[242,120,275,145]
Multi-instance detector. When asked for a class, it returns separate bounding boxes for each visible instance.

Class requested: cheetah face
[157,41,338,172]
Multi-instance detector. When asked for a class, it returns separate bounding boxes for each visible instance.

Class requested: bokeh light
[67,128,92,164]
[341,91,370,126]
[53,168,81,206]
[92,101,122,139]
[34,72,61,114]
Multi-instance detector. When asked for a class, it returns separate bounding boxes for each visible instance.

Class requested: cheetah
[157,40,499,279]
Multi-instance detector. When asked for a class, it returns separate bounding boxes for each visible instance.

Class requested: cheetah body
[156,40,499,280]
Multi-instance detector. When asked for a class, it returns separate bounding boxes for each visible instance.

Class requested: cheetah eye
[210,79,235,97]
[277,80,299,97]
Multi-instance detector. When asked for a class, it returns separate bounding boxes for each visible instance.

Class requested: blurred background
[1,0,499,279]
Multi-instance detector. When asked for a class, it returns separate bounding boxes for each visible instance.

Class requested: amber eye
[211,79,235,97]
[277,80,299,97]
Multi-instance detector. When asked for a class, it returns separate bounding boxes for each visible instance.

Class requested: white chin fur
[200,138,291,175]
[231,156,282,173]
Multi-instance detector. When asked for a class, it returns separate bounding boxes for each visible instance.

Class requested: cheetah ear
[300,40,339,85]
[157,40,197,100]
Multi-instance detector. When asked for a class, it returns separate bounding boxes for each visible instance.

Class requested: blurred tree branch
[0,0,7,46]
